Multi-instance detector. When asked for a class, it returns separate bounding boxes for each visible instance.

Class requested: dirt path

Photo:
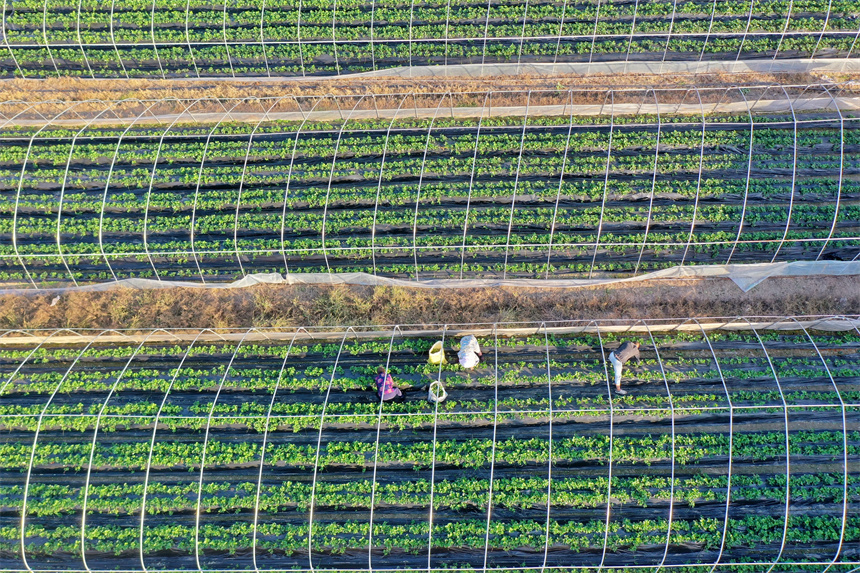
[0,275,858,331]
[5,94,857,128]
[0,69,854,118]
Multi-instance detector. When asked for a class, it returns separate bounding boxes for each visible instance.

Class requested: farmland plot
[1,0,860,78]
[0,318,858,570]
[0,89,859,286]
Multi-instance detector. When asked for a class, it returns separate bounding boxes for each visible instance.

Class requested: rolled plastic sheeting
[2,260,859,295]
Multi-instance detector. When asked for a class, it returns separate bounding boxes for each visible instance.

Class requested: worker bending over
[607,341,640,395]
[458,335,482,369]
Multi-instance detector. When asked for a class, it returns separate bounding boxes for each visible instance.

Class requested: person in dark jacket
[374,366,403,401]
[607,341,640,395]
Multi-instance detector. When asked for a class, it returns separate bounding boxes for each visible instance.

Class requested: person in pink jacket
[374,366,403,401]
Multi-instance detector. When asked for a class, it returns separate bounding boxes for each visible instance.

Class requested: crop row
[0,111,797,141]
[1,33,857,78]
[5,515,858,558]
[3,429,859,471]
[4,124,839,168]
[12,13,860,45]
[5,473,859,517]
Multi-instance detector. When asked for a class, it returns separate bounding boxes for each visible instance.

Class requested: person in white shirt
[458,335,482,369]
[607,341,640,395]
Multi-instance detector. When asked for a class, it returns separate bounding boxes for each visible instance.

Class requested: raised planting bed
[0,0,859,77]
[1,89,859,287]
[0,317,858,571]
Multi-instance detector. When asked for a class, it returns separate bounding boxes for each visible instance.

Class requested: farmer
[374,366,403,401]
[607,341,640,395]
[458,334,483,369]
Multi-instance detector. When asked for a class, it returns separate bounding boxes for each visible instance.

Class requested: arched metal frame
[412,93,450,280]
[659,0,680,67]
[251,327,313,571]
[148,0,166,79]
[772,0,796,61]
[770,86,800,263]
[791,318,849,573]
[515,0,531,72]
[500,90,531,280]
[141,97,208,282]
[584,0,600,66]
[281,95,324,275]
[371,93,412,276]
[10,100,90,287]
[478,0,492,73]
[725,86,757,265]
[367,325,404,570]
[458,91,492,280]
[694,318,734,573]
[735,0,757,62]
[538,322,553,573]
[192,329,254,570]
[330,0,340,75]
[108,0,130,79]
[0,0,23,77]
[184,0,200,78]
[19,329,120,571]
[442,0,451,69]
[480,324,499,573]
[622,0,642,65]
[259,0,271,77]
[743,317,792,573]
[425,324,448,571]
[306,327,360,570]
[99,99,163,282]
[633,89,663,275]
[642,319,677,572]
[544,89,576,278]
[233,98,281,276]
[221,0,236,78]
[320,95,367,275]
[295,0,305,77]
[679,87,707,267]
[587,89,615,279]
[697,0,719,63]
[40,0,59,76]
[816,85,845,260]
[79,328,174,570]
[74,0,93,78]
[55,101,123,287]
[592,323,614,571]
[189,99,244,284]
[139,328,224,572]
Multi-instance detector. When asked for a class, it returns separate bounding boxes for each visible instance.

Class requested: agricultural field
[0,0,859,78]
[0,88,859,286]
[0,318,858,570]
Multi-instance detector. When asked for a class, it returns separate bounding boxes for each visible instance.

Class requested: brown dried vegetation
[0,276,857,331]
